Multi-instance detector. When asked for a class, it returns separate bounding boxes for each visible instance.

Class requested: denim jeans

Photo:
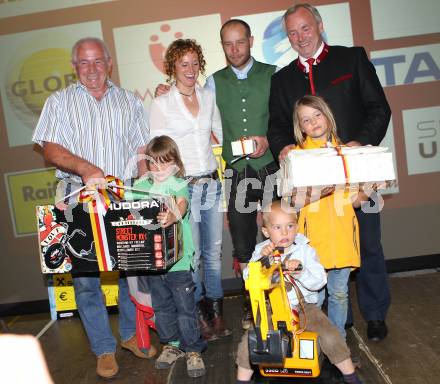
[354,206,390,321]
[147,271,206,352]
[317,267,351,339]
[225,162,279,263]
[188,179,223,303]
[73,273,136,356]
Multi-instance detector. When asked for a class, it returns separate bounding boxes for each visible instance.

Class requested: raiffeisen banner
[5,167,58,237]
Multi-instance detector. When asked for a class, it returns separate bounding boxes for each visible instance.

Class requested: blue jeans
[73,273,136,356]
[188,179,224,303]
[354,206,390,321]
[318,267,351,339]
[147,271,206,352]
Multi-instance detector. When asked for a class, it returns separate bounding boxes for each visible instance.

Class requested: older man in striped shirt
[32,37,150,379]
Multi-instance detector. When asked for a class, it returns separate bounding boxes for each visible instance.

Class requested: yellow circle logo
[6,48,76,120]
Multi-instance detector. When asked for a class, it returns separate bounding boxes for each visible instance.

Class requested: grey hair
[71,37,111,63]
[283,3,323,27]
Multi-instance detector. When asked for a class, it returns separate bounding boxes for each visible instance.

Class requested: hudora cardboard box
[37,196,182,274]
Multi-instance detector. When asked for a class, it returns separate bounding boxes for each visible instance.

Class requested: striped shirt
[32,81,149,182]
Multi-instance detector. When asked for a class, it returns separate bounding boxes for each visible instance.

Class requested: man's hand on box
[249,136,269,158]
[155,83,170,97]
[360,181,386,196]
[79,163,106,188]
[361,181,386,195]
[279,144,296,162]
[352,181,385,208]
[320,186,336,197]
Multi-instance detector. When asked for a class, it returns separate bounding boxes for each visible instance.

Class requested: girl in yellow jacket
[292,95,368,339]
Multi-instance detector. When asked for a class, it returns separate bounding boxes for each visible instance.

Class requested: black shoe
[206,298,232,338]
[197,300,218,342]
[320,356,344,383]
[344,322,354,330]
[367,320,388,341]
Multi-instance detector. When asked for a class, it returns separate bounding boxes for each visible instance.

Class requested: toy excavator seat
[245,259,322,378]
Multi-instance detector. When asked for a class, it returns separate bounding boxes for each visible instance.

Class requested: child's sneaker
[154,345,185,369]
[186,351,206,378]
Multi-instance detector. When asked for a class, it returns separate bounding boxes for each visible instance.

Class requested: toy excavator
[245,249,322,378]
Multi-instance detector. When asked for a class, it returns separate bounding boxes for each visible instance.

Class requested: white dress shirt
[148,84,222,176]
[299,42,325,72]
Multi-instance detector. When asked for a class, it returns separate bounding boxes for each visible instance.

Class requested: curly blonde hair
[163,39,206,84]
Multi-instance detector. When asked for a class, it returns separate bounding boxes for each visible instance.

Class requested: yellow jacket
[296,137,360,269]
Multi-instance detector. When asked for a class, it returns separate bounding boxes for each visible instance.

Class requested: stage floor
[2,271,439,383]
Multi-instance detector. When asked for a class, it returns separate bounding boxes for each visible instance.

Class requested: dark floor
[1,271,439,384]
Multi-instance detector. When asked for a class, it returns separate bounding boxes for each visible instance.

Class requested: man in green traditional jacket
[205,20,278,330]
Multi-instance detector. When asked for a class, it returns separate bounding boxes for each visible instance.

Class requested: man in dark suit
[267,3,391,341]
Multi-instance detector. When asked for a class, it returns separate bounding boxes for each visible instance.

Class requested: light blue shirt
[204,57,255,92]
[205,56,280,92]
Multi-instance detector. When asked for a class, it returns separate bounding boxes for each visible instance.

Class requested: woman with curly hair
[147,39,230,349]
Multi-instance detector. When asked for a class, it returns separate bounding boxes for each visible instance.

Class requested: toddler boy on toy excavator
[235,200,363,384]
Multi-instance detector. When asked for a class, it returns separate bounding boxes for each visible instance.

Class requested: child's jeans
[318,267,351,339]
[147,270,206,352]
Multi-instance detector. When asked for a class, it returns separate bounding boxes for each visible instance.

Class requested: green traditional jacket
[213,60,276,172]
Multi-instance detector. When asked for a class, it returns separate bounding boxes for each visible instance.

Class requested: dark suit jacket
[268,45,391,159]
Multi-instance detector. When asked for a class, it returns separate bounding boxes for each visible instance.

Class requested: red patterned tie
[306,57,316,95]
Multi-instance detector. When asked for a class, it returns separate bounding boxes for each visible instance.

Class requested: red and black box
[36,197,182,274]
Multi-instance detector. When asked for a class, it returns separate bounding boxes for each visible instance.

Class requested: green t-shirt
[126,176,194,272]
